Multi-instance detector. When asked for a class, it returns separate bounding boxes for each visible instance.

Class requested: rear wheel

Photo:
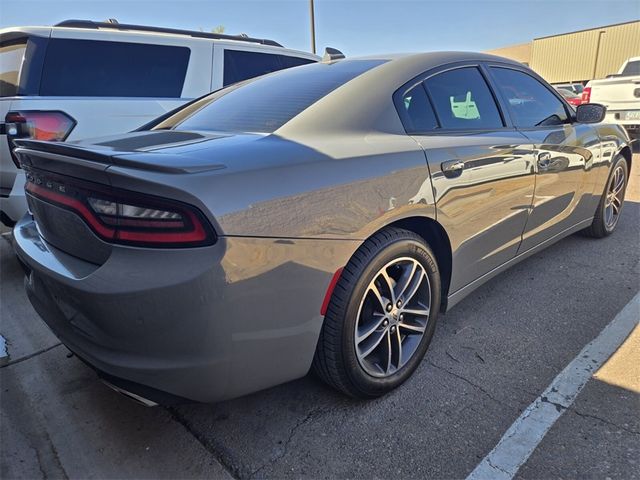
[582,155,628,238]
[313,227,440,398]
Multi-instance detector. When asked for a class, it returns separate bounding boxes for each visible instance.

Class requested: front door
[487,66,599,252]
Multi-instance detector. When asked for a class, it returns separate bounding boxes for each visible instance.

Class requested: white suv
[0,19,319,226]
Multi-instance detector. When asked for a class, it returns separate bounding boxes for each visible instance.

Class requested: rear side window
[40,39,190,97]
[157,59,386,134]
[490,67,568,127]
[223,50,315,86]
[621,60,640,76]
[401,83,439,133]
[424,67,503,130]
[0,40,27,97]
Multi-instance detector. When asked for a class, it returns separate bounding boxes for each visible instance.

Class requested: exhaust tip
[101,379,159,407]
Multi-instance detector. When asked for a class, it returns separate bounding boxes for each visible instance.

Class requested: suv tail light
[5,111,76,167]
[24,169,216,248]
[581,87,591,104]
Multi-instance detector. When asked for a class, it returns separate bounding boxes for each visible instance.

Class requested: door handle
[442,160,465,178]
[537,152,551,170]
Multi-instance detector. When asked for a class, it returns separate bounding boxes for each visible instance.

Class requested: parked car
[552,82,584,95]
[13,52,632,405]
[582,57,640,142]
[556,87,582,106]
[0,20,319,226]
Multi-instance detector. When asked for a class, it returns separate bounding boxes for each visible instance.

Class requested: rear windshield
[40,39,191,97]
[0,40,27,97]
[621,60,640,77]
[154,59,386,134]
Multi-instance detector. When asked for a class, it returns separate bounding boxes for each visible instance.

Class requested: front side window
[0,40,27,97]
[490,67,569,128]
[278,55,316,70]
[223,50,282,85]
[223,50,315,86]
[424,67,503,130]
[40,39,190,97]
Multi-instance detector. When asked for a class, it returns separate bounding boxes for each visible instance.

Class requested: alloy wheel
[604,164,626,230]
[354,257,431,377]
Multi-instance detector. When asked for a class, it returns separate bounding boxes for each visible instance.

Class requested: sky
[0,0,638,57]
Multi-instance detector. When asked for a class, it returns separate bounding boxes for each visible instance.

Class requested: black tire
[313,227,441,398]
[582,155,628,238]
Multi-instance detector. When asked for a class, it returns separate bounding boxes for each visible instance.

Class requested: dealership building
[486,20,640,84]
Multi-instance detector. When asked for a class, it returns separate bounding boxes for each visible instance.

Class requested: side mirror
[576,103,606,124]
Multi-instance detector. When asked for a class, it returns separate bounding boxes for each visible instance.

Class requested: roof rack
[54,19,283,47]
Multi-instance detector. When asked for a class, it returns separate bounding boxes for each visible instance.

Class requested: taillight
[581,87,591,104]
[5,111,76,168]
[24,169,216,248]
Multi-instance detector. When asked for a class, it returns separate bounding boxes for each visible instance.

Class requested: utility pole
[310,0,316,54]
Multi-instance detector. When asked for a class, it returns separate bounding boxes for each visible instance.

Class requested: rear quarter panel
[106,132,436,240]
[7,97,189,141]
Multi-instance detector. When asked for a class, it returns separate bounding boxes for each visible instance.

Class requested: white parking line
[466,292,640,480]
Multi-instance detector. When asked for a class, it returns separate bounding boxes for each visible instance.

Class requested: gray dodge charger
[13,52,632,405]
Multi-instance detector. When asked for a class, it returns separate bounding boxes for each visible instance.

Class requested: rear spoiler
[14,139,194,174]
[14,139,115,165]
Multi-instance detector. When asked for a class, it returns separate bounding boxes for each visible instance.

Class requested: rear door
[0,32,48,193]
[30,30,212,139]
[0,37,25,194]
[487,65,600,252]
[398,64,536,293]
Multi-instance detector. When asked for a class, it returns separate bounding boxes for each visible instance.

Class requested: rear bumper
[0,171,27,226]
[14,215,357,403]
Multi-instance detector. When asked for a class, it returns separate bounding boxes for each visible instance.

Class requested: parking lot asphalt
[1,155,639,479]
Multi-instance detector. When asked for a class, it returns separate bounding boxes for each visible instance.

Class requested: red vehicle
[556,87,583,106]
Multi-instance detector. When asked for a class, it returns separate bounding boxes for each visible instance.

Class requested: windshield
[153,59,386,134]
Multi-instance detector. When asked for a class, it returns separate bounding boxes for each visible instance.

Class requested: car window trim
[393,61,511,136]
[483,63,576,129]
[0,33,48,97]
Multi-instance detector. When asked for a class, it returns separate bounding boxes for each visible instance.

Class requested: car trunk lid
[15,131,231,263]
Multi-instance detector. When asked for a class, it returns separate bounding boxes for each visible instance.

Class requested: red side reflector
[321,267,344,316]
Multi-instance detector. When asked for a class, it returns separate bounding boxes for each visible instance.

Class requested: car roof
[0,21,319,59]
[352,51,523,68]
[279,51,525,137]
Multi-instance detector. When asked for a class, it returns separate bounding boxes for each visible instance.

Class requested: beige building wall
[485,42,532,65]
[530,21,640,83]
